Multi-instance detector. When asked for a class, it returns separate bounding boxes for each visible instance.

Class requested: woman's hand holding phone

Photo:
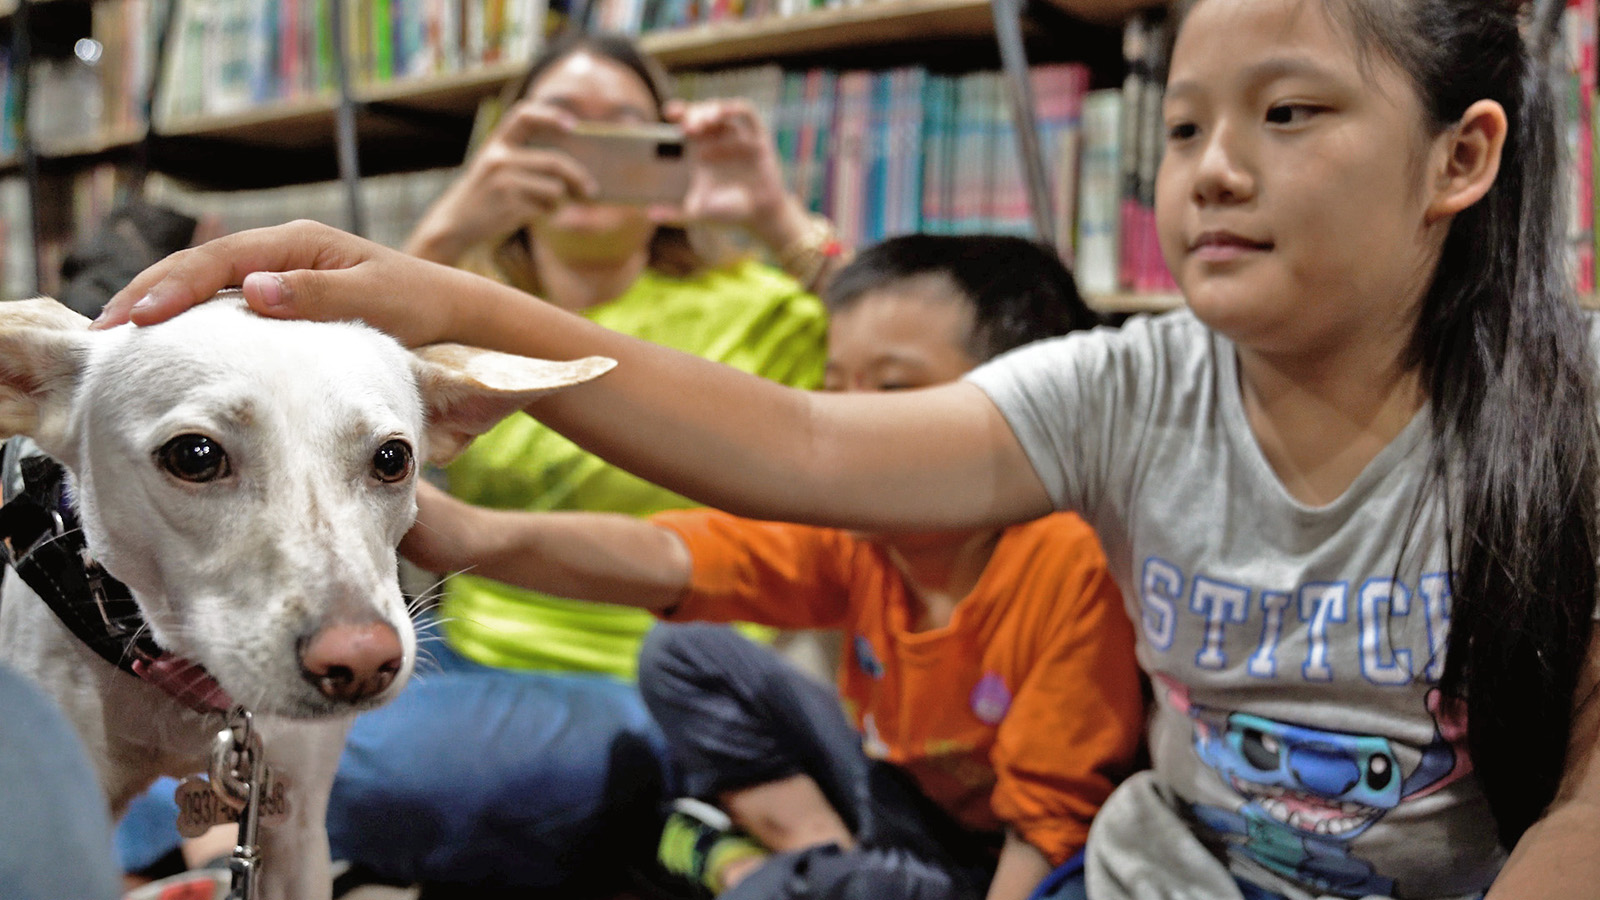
[670,99,819,257]
[404,102,598,265]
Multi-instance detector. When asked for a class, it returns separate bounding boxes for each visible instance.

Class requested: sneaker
[656,798,768,896]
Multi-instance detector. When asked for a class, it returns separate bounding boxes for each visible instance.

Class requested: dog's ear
[412,343,615,465]
[0,298,91,452]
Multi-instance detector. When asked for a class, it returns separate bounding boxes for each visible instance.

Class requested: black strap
[0,457,161,675]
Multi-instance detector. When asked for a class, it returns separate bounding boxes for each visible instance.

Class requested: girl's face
[1157,0,1449,361]
[523,51,659,258]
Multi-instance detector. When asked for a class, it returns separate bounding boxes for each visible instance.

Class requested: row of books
[1,0,547,153]
[674,60,1168,294]
[10,56,1168,299]
[592,0,863,37]
[0,164,456,301]
[156,0,545,122]
[92,0,164,137]
[0,49,17,157]
[142,167,458,251]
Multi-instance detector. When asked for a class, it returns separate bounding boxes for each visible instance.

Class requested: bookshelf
[1,0,1189,311]
[637,0,1000,69]
[2,1,1108,160]
[33,120,142,156]
[149,61,526,146]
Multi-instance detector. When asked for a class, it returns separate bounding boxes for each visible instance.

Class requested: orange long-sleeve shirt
[652,509,1145,864]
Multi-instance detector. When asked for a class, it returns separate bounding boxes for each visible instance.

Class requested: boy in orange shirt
[403,234,1145,900]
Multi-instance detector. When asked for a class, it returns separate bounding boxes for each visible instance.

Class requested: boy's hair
[1182,0,1595,848]
[823,234,1103,362]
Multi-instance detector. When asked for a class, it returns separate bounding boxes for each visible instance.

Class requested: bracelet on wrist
[775,212,845,292]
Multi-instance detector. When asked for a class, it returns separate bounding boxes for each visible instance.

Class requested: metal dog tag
[173,775,292,839]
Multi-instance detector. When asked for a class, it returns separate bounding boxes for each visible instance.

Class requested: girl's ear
[1424,99,1508,224]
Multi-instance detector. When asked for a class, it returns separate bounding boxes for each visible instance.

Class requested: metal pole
[990,0,1055,246]
[328,0,365,236]
[12,0,41,294]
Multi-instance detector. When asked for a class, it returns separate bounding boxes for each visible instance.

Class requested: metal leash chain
[211,707,266,900]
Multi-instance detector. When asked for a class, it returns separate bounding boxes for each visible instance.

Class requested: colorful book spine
[1564,0,1596,294]
[889,66,927,237]
[829,70,874,249]
[987,70,1032,237]
[919,74,953,234]
[1031,62,1089,259]
[1075,88,1123,295]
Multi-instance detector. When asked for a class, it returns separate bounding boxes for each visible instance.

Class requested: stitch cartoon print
[1161,675,1474,898]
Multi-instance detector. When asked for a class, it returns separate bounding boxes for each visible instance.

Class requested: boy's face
[823,274,981,394]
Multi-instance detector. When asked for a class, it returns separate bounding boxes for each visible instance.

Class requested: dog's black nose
[299,622,403,703]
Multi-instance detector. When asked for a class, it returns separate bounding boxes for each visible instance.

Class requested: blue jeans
[118,621,675,890]
[0,662,122,900]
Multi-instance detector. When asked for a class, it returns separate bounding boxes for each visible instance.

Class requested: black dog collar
[0,452,165,676]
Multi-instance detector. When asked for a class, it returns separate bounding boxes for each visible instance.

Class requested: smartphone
[536,122,691,206]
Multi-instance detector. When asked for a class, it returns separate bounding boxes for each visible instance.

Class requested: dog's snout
[299,622,404,703]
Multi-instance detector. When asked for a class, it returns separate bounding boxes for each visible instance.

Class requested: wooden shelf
[0,123,144,176]
[639,0,998,68]
[35,123,145,158]
[360,60,525,113]
[1087,291,1183,315]
[637,0,1155,67]
[151,62,522,150]
[45,0,1140,149]
[156,94,341,144]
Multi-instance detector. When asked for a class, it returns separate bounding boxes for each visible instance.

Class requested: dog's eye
[372,440,414,484]
[157,434,230,483]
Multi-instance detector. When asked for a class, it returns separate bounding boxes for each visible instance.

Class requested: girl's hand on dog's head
[94,220,459,348]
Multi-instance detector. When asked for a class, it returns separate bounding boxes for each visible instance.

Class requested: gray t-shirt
[966,311,1497,900]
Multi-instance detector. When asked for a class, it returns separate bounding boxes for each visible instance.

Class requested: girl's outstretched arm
[1485,632,1600,898]
[96,221,1053,532]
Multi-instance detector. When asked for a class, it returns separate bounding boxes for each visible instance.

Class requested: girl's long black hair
[1327,0,1597,847]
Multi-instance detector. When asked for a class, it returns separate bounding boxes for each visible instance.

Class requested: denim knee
[639,622,742,708]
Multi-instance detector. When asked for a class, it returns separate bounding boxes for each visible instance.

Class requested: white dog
[0,294,612,899]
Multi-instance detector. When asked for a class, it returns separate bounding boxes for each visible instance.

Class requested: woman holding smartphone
[117,31,841,897]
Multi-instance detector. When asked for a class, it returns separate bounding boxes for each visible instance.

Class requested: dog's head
[0,294,613,718]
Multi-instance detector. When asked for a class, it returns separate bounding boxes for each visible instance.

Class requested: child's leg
[640,623,981,858]
[638,623,880,849]
[722,771,854,853]
[640,622,992,899]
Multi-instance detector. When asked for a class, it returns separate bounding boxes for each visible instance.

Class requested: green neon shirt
[439,259,828,678]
